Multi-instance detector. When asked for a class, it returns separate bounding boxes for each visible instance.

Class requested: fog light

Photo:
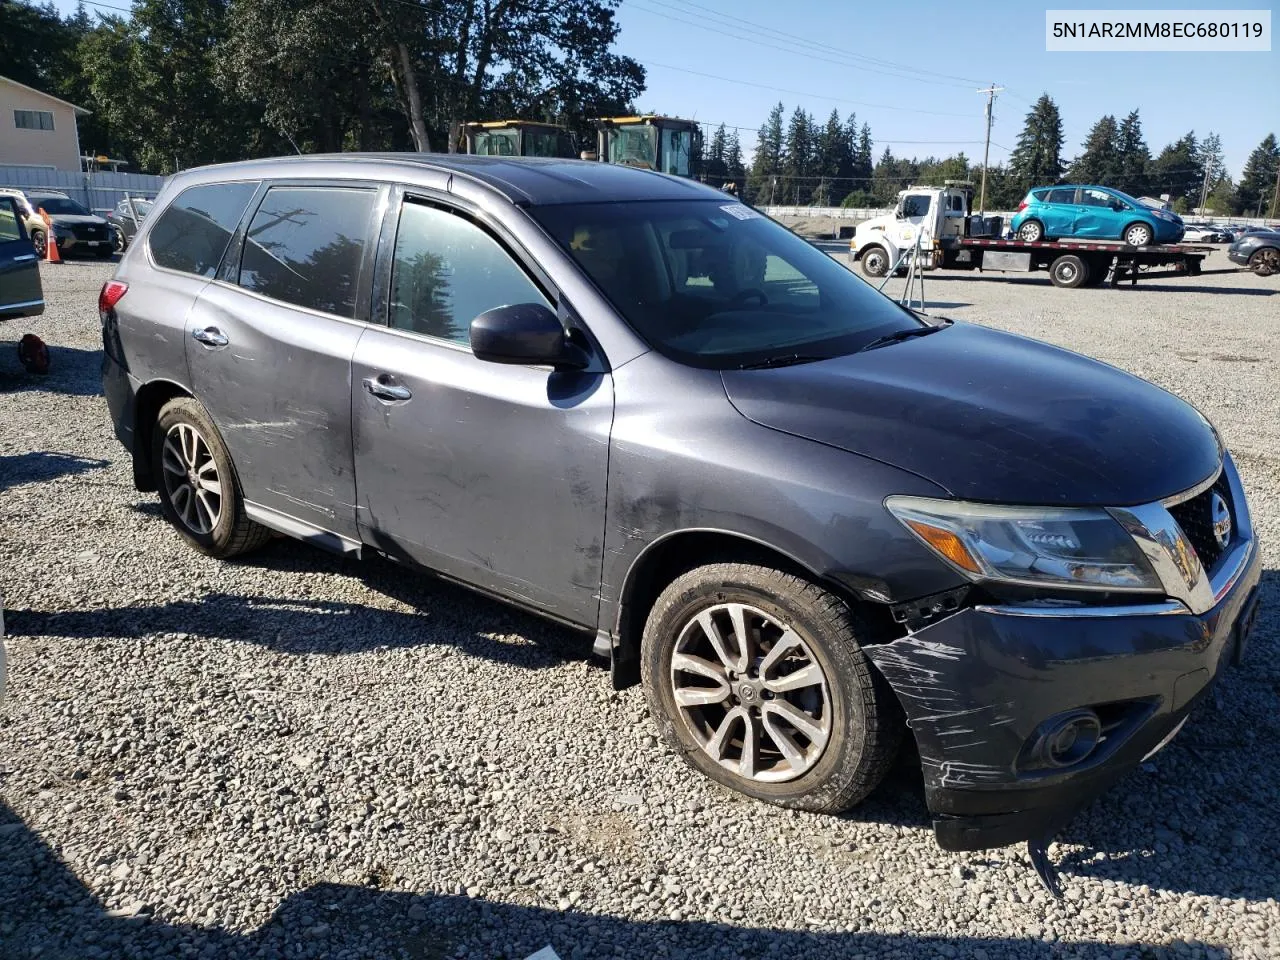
[1036,709,1101,768]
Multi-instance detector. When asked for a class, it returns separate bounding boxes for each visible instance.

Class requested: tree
[1116,110,1151,197]
[1149,132,1202,209]
[724,131,746,192]
[1236,134,1279,216]
[748,102,785,204]
[1067,115,1121,185]
[1008,94,1064,190]
[1196,132,1226,211]
[812,109,848,207]
[781,107,815,204]
[705,123,728,186]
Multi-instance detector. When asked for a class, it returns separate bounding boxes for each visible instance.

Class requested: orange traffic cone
[39,208,61,263]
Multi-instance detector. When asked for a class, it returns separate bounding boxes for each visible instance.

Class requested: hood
[721,323,1220,506]
[47,213,108,226]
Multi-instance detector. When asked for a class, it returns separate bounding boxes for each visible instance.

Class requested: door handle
[192,327,229,348]
[363,375,412,402]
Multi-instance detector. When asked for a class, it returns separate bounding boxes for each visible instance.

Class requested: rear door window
[1045,188,1077,205]
[149,181,259,278]
[237,185,377,318]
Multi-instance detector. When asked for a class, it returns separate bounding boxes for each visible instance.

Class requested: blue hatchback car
[1010,185,1184,246]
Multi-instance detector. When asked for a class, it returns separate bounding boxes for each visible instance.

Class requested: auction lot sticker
[1046,9,1271,51]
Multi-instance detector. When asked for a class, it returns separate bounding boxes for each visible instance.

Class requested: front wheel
[1124,222,1154,247]
[31,228,46,259]
[1249,247,1279,277]
[641,563,902,813]
[152,397,271,559]
[1050,254,1090,288]
[859,245,890,278]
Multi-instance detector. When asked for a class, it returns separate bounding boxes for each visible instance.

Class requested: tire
[1248,247,1279,277]
[641,563,902,813]
[111,226,126,253]
[151,397,271,559]
[1016,219,1044,242]
[31,228,46,259]
[1050,254,1089,288]
[1123,222,1154,247]
[859,245,890,278]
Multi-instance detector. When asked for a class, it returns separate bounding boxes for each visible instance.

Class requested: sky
[46,0,1279,178]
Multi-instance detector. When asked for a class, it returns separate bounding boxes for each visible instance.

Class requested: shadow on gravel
[0,343,105,396]
[0,801,1233,960]
[0,451,109,492]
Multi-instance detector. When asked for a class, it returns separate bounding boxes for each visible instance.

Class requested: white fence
[0,164,167,216]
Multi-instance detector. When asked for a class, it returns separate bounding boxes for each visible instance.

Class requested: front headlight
[885,496,1161,592]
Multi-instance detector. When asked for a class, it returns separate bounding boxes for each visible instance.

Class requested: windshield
[533,199,920,369]
[606,126,658,170]
[33,196,90,216]
[472,130,519,156]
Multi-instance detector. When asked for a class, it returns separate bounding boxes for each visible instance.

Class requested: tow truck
[850,181,1213,288]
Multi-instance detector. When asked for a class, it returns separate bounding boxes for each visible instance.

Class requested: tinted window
[0,199,23,241]
[901,195,931,217]
[238,186,375,318]
[1045,188,1076,204]
[149,181,258,278]
[389,201,549,344]
[533,200,918,369]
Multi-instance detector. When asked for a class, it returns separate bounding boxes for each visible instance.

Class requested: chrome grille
[1168,476,1233,572]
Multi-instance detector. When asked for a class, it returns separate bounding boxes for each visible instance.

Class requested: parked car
[106,197,154,252]
[1182,224,1224,243]
[1010,184,1185,246]
[0,187,45,246]
[1228,229,1280,275]
[1,192,44,324]
[101,155,1261,859]
[23,191,114,259]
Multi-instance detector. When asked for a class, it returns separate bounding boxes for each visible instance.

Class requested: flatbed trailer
[941,237,1214,288]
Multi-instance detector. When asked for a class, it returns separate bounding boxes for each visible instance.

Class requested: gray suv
[101,155,1261,870]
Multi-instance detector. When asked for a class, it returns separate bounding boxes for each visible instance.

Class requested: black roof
[181,154,726,206]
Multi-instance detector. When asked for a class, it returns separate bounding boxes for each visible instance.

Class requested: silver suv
[100,155,1260,872]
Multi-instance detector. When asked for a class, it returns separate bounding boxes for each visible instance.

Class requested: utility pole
[976,84,1003,216]
[1271,164,1280,219]
[1198,161,1212,215]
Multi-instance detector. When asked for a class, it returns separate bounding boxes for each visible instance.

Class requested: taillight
[1016,200,1028,212]
[98,280,128,317]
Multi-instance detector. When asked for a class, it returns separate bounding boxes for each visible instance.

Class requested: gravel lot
[1,256,1277,960]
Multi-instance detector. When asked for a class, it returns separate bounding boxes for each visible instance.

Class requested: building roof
[0,75,92,116]
[180,154,723,206]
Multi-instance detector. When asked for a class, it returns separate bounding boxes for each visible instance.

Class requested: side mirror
[470,302,589,370]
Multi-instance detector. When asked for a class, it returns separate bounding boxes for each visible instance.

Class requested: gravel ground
[1,257,1277,960]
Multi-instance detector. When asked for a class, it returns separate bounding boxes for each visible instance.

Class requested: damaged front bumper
[867,460,1263,853]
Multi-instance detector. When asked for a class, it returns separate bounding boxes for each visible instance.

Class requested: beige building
[0,75,89,171]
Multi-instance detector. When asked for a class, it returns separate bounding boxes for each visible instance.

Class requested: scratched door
[350,196,613,628]
[185,183,382,542]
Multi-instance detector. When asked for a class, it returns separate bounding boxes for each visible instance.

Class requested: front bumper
[867,458,1262,852]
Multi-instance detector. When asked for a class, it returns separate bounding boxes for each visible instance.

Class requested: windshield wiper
[857,320,951,353]
[737,354,828,370]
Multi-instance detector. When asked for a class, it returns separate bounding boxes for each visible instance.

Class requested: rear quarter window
[148,181,260,278]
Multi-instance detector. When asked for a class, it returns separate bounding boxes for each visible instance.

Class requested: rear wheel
[1123,222,1154,247]
[860,245,890,278]
[1017,220,1044,242]
[1050,254,1089,288]
[641,563,902,813]
[1249,247,1279,277]
[152,397,271,559]
[31,228,46,258]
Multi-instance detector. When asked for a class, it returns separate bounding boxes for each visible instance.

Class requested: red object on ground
[18,333,50,374]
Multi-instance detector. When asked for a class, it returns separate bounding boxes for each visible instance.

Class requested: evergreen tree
[1195,132,1226,211]
[748,102,786,204]
[1116,110,1150,197]
[1008,94,1065,190]
[781,107,815,204]
[1149,132,1202,208]
[724,131,746,188]
[705,123,728,186]
[1236,134,1279,216]
[813,109,849,206]
[1067,115,1121,185]
[855,123,874,184]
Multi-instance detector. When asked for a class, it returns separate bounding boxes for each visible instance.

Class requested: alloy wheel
[670,602,832,783]
[161,422,222,535]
